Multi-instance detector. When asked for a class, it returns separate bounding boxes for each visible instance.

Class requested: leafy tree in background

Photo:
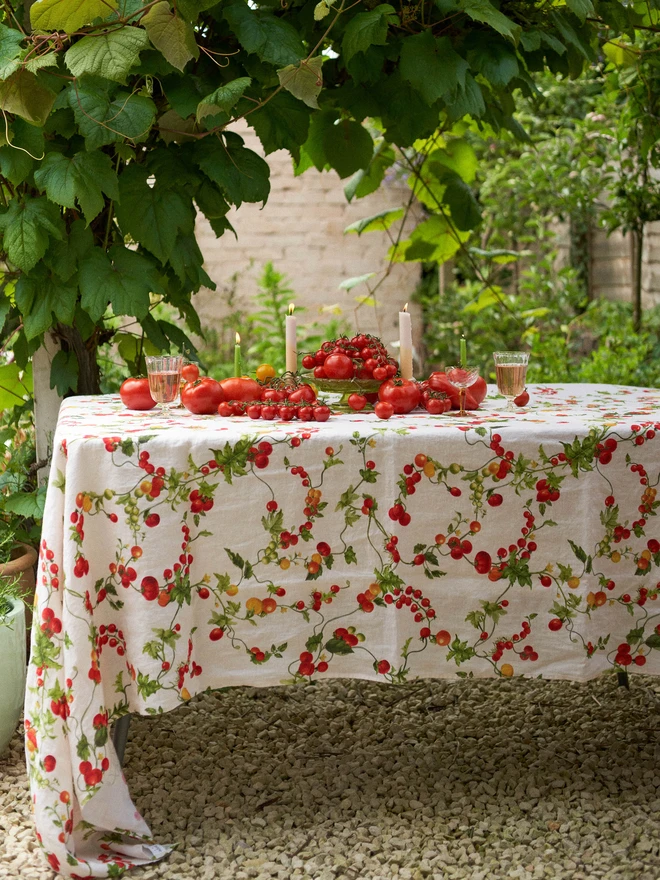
[0,0,652,397]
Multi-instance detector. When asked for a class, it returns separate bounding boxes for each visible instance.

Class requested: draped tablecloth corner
[25,384,660,876]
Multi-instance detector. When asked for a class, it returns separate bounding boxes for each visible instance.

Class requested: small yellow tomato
[256,363,276,382]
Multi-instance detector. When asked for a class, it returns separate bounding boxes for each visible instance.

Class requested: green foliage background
[0,0,651,397]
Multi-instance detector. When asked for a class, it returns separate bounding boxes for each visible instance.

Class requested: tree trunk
[57,324,102,395]
[631,227,643,333]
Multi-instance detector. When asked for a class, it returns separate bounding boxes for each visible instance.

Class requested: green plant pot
[0,598,26,756]
[0,543,37,647]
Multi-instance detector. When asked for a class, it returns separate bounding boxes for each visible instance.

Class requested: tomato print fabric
[25,385,660,876]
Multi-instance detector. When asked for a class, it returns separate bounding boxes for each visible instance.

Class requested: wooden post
[32,332,63,486]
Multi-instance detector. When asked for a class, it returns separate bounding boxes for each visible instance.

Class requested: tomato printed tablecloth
[26,384,660,877]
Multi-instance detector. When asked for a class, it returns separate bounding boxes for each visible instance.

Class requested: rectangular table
[25,384,660,877]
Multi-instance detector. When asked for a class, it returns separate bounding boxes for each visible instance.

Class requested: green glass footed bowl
[305,376,383,411]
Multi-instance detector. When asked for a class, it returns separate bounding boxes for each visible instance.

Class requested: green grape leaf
[344,143,396,201]
[250,90,310,160]
[344,207,403,235]
[277,56,323,109]
[44,217,93,281]
[0,70,57,127]
[115,163,194,263]
[0,119,44,185]
[14,266,77,339]
[0,22,25,78]
[389,214,468,264]
[49,348,79,395]
[468,35,519,88]
[342,4,398,66]
[33,150,119,224]
[143,1,199,72]
[0,195,64,272]
[430,138,478,184]
[31,0,118,34]
[441,172,481,231]
[566,0,594,24]
[223,0,305,66]
[196,77,251,123]
[323,119,373,179]
[65,26,150,83]
[458,0,521,44]
[69,81,156,149]
[79,244,163,321]
[193,132,270,208]
[294,108,338,174]
[399,32,468,104]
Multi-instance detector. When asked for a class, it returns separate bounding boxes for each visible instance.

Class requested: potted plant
[0,544,26,755]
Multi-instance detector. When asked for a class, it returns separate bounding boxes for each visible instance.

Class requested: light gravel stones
[2,677,660,879]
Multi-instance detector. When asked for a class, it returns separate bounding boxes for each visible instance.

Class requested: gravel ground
[2,677,660,880]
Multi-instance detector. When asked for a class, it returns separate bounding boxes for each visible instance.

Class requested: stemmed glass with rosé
[493,351,530,411]
[145,355,184,416]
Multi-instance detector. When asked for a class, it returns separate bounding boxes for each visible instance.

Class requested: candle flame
[403,303,408,312]
[235,332,240,344]
[288,303,295,316]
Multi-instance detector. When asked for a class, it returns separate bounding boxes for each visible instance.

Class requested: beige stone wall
[194,127,423,363]
[194,128,660,362]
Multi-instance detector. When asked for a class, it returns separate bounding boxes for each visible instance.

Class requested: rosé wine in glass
[145,356,183,415]
[493,352,529,411]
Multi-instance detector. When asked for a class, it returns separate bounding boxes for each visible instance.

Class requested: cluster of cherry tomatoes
[301,334,399,381]
[219,400,331,421]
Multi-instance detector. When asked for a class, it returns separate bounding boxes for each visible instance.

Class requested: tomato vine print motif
[25,385,660,877]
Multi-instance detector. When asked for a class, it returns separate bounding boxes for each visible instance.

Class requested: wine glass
[493,351,530,411]
[445,365,480,418]
[145,355,184,416]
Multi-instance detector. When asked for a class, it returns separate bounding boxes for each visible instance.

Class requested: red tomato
[378,379,421,414]
[301,354,316,370]
[181,363,200,383]
[220,376,262,402]
[119,377,156,411]
[375,401,394,420]
[298,405,314,421]
[288,384,316,404]
[217,401,233,416]
[247,404,262,420]
[313,405,331,422]
[372,365,388,381]
[181,378,224,414]
[261,404,277,419]
[348,393,367,411]
[313,366,326,379]
[425,398,445,415]
[323,353,354,380]
[427,372,485,411]
[514,388,530,407]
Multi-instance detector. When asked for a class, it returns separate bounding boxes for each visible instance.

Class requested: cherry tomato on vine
[375,401,394,420]
[425,398,445,415]
[218,401,233,417]
[301,354,316,370]
[261,404,277,420]
[298,406,314,421]
[323,353,354,380]
[256,363,276,382]
[313,405,331,422]
[247,404,262,419]
[372,365,388,381]
[181,363,200,383]
[348,393,367,411]
[313,366,327,379]
[514,388,530,407]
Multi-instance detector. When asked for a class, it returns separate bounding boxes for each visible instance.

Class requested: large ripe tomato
[119,377,156,411]
[323,353,354,380]
[427,372,485,410]
[181,378,224,414]
[220,376,262,402]
[377,379,421,414]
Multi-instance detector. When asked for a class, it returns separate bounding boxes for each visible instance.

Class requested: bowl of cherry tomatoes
[302,334,398,411]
